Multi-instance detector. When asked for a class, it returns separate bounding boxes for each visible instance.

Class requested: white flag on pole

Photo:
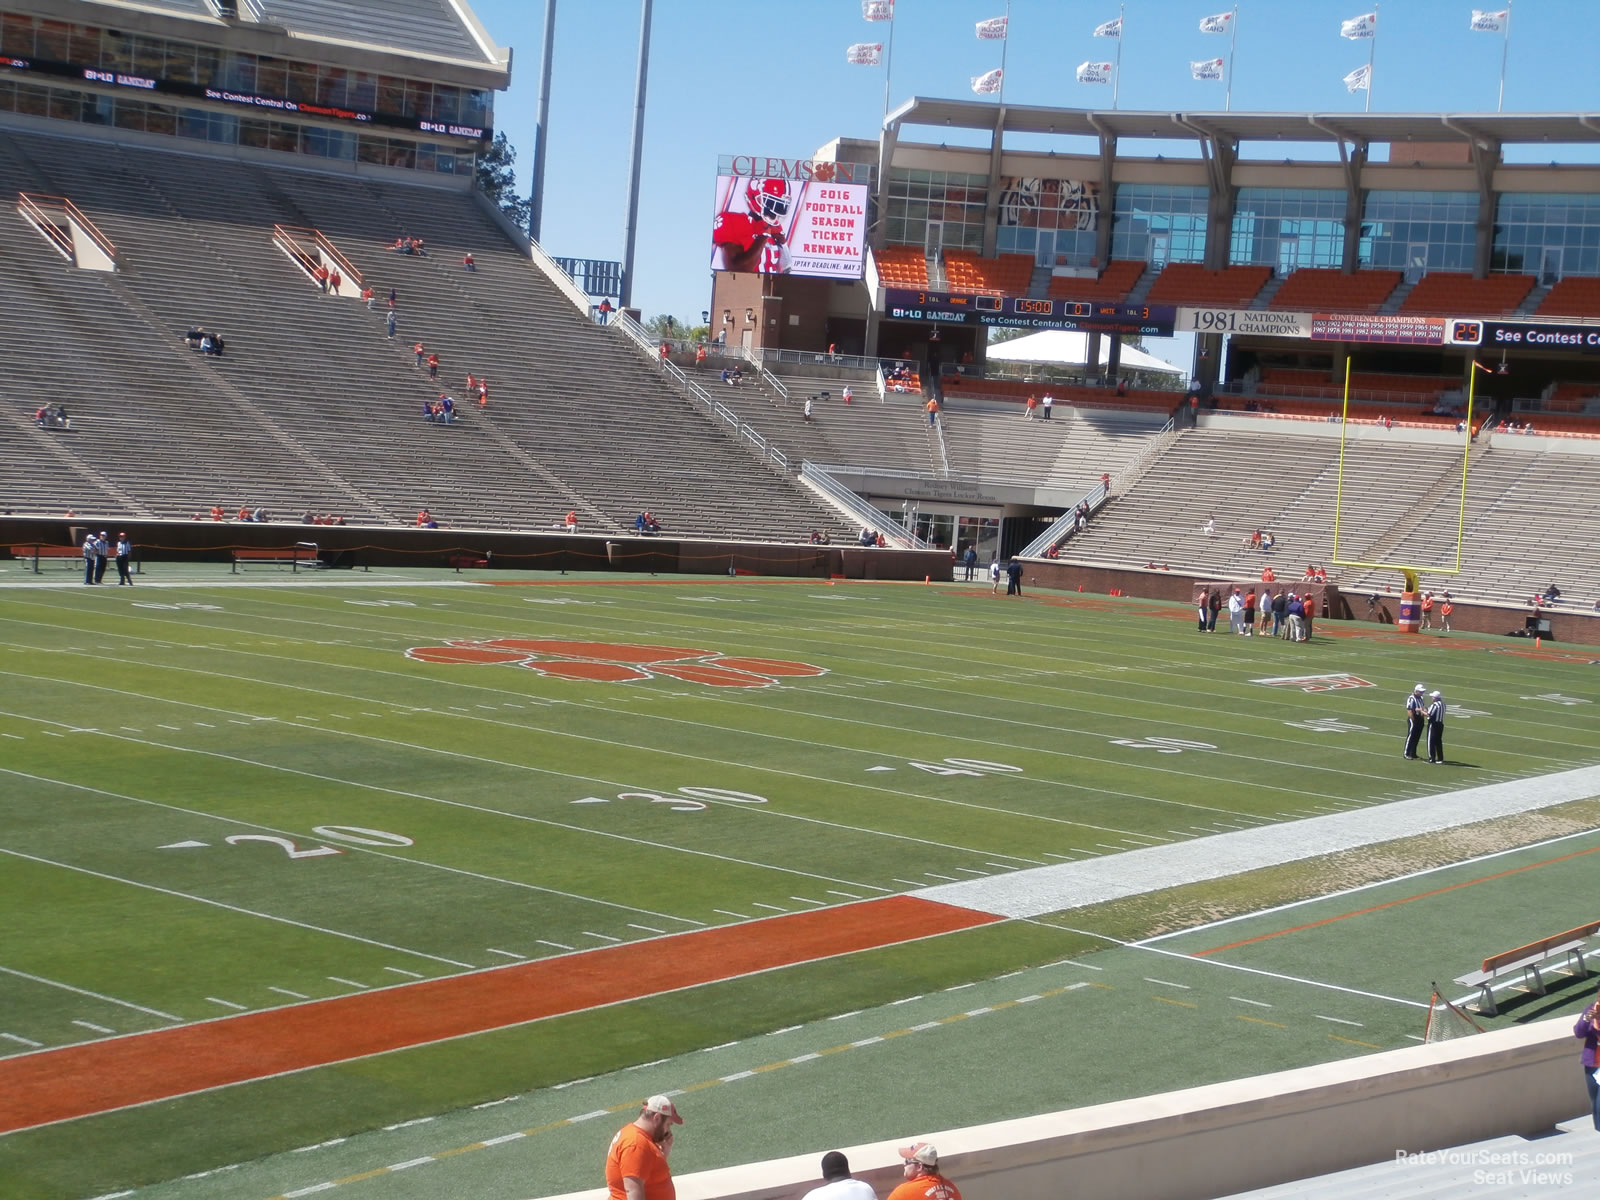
[862,0,894,20]
[1340,12,1377,39]
[1199,11,1234,34]
[1343,63,1372,92]
[1191,57,1224,81]
[975,16,1008,40]
[846,42,883,65]
[1469,9,1509,32]
[1077,61,1115,85]
[971,68,1004,94]
[1093,17,1122,39]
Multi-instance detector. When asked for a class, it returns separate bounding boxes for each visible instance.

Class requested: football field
[1,568,1597,1200]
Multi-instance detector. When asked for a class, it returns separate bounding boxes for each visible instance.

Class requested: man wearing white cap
[887,1141,962,1199]
[605,1094,682,1200]
[1403,683,1427,760]
[1425,690,1447,765]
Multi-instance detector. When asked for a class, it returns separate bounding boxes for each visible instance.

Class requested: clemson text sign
[711,174,868,279]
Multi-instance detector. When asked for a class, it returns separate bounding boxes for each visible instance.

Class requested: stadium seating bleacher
[874,244,929,287]
[1269,268,1403,313]
[1399,271,1536,316]
[1145,263,1273,308]
[1046,260,1146,303]
[942,251,1033,295]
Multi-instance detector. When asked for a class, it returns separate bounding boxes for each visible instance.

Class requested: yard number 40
[907,758,1023,776]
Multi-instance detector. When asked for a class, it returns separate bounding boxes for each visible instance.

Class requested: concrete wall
[534,1019,1588,1200]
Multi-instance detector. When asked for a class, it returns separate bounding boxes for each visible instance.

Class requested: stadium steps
[1028,262,1052,297]
[1249,272,1287,310]
[1350,443,1491,569]
[938,403,1162,492]
[1516,280,1554,316]
[1124,264,1158,307]
[1381,278,1417,313]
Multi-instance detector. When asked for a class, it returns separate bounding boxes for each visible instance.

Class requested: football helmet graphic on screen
[746,177,791,223]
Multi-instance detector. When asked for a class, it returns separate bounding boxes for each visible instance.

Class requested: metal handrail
[18,192,117,262]
[272,225,363,288]
[799,461,929,549]
[737,346,789,401]
[1019,482,1110,559]
[526,234,594,316]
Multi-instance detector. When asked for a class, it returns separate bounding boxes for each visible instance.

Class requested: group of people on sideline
[1198,586,1315,640]
[80,531,133,585]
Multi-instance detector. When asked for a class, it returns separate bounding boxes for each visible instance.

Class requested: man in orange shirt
[926,397,938,426]
[605,1094,682,1200]
[888,1141,962,1200]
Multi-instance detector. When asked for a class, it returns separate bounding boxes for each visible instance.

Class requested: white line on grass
[535,940,574,951]
[1231,997,1272,1008]
[269,987,309,999]
[0,848,474,970]
[206,997,248,1011]
[328,977,369,989]
[1144,979,1192,990]
[383,968,424,979]
[486,949,525,960]
[0,963,182,1022]
[1316,1015,1364,1027]
[2,1032,44,1047]
[72,1020,115,1034]
[583,932,622,943]
[628,924,666,933]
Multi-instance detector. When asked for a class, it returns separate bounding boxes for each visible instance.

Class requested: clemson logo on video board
[405,639,827,688]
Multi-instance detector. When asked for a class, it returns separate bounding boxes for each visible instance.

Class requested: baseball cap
[1414,684,1425,693]
[1430,690,1442,698]
[899,1142,938,1166]
[642,1095,684,1125]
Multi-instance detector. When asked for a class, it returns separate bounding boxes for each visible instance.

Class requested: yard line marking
[86,1192,136,1200]
[1144,978,1191,990]
[985,862,1019,870]
[583,931,623,943]
[206,997,248,1011]
[0,964,181,1023]
[383,1117,434,1131]
[268,987,309,1000]
[1315,1015,1364,1027]
[486,949,525,960]
[924,872,958,881]
[285,1185,336,1197]
[910,1021,941,1031]
[891,996,922,1005]
[294,716,320,722]
[627,924,665,934]
[473,1096,520,1108]
[0,849,474,971]
[0,733,21,740]
[1230,996,1272,1008]
[825,890,862,899]
[852,1036,884,1047]
[720,1070,754,1083]
[964,1008,993,1017]
[750,902,787,913]
[327,977,369,990]
[382,968,424,979]
[1237,1014,1287,1029]
[194,722,216,728]
[119,726,141,732]
[41,730,63,737]
[227,719,252,726]
[827,1011,861,1021]
[1,1033,43,1047]
[892,878,923,887]
[789,897,825,907]
[535,940,574,951]
[481,1132,525,1146]
[789,1052,821,1064]
[1017,994,1042,1003]
[388,1156,434,1171]
[361,713,382,718]
[955,868,989,876]
[72,1021,115,1034]
[327,715,350,722]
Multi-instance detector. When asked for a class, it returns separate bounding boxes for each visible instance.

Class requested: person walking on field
[990,559,1002,595]
[1196,588,1210,632]
[801,1151,877,1200]
[604,1095,682,1200]
[1425,689,1447,764]
[888,1142,962,1200]
[1403,683,1426,760]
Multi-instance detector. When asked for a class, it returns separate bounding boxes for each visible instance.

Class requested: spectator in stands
[720,368,731,386]
[416,509,431,527]
[1263,531,1275,552]
[695,344,707,368]
[415,238,427,257]
[1203,515,1215,537]
[329,270,342,294]
[809,530,822,544]
[659,343,670,368]
[387,310,397,339]
[391,237,406,253]
[730,366,743,386]
[1573,991,1600,1132]
[1544,583,1563,605]
[427,353,440,381]
[477,379,489,408]
[890,1141,961,1200]
[876,532,887,548]
[604,1095,681,1200]
[927,398,939,426]
[818,530,831,545]
[565,510,578,534]
[859,527,874,547]
[801,1150,876,1200]
[842,385,853,405]
[422,399,435,422]
[596,298,614,325]
[185,325,204,349]
[362,285,374,308]
[1115,378,1128,397]
[635,511,648,534]
[462,252,475,272]
[1100,472,1111,495]
[1260,565,1275,584]
[200,331,216,355]
[1042,393,1054,420]
[441,394,455,423]
[313,263,329,292]
[1024,394,1038,420]
[388,288,397,308]
[827,342,839,362]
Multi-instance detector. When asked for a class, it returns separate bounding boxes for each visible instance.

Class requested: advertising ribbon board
[1446,318,1600,353]
[884,288,1176,335]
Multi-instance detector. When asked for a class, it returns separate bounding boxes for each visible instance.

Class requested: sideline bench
[8,543,140,575]
[232,542,318,574]
[1454,920,1599,1014]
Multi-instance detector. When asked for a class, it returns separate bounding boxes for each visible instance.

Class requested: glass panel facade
[1493,193,1600,278]
[1359,190,1477,272]
[1111,183,1207,266]
[1230,188,1346,273]
[884,169,988,250]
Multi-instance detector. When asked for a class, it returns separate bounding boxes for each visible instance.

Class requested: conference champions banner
[710,174,868,279]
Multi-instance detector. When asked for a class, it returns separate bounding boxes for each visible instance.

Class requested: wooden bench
[7,544,124,574]
[232,543,318,574]
[1454,920,1600,1014]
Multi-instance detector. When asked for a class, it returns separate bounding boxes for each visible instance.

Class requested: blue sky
[466,0,1597,326]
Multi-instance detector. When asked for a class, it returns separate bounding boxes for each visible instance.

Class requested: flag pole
[998,0,1011,105]
[882,7,896,124]
[1113,2,1124,110]
[1497,0,1511,112]
[1225,4,1237,111]
[1366,3,1376,112]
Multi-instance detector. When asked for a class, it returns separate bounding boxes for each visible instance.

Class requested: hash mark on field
[583,931,623,943]
[228,719,252,726]
[42,730,64,737]
[1315,1015,1365,1027]
[448,706,472,713]
[294,715,319,723]
[790,896,825,906]
[751,902,787,913]
[383,968,424,979]
[1231,996,1272,1008]
[828,1011,862,1021]
[486,949,526,960]
[72,1020,115,1034]
[1145,978,1191,990]
[628,924,665,933]
[536,940,574,951]
[194,722,216,728]
[0,733,22,740]
[924,872,958,881]
[328,976,369,989]
[327,714,351,722]
[892,878,923,888]
[476,705,498,711]
[826,890,861,899]
[1,1032,43,1047]
[285,1184,336,1196]
[892,995,923,1005]
[383,1117,435,1131]
[473,1096,520,1108]
[955,868,989,876]
[361,712,382,718]
[206,997,248,1011]
[119,726,141,733]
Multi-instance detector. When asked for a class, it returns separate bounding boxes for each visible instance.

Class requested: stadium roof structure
[54,0,509,75]
[886,98,1600,150]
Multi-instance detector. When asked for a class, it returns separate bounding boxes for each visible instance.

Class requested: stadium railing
[749,346,884,373]
[271,225,363,290]
[17,192,116,268]
[613,314,789,473]
[735,347,788,401]
[1018,415,1177,558]
[798,461,929,549]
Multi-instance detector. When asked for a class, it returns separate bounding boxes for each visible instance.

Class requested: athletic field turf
[1,569,1596,1200]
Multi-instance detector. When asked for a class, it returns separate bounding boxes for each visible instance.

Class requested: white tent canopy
[985,330,1184,375]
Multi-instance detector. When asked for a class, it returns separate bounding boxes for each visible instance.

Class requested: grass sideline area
[0,570,1596,1198]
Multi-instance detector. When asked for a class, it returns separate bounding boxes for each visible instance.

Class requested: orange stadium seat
[1270,268,1403,313]
[1145,263,1273,308]
[1047,260,1146,303]
[875,245,929,287]
[1399,272,1535,316]
[943,252,1034,295]
[1537,277,1600,319]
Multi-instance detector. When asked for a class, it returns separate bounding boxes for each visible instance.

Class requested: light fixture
[745,307,754,323]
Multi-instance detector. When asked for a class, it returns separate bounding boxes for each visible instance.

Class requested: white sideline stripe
[73,1020,115,1034]
[2,1032,44,1047]
[86,1192,136,1200]
[285,1185,336,1197]
[920,764,1600,919]
[206,997,248,1011]
[0,964,182,1022]
[0,848,473,970]
[383,1117,434,1131]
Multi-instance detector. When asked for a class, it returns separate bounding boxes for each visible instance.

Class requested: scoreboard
[884,288,1176,336]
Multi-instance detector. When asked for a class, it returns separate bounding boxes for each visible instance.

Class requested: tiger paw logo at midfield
[405,639,827,687]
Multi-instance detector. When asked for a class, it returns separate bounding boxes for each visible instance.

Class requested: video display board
[883,288,1176,336]
[711,174,868,279]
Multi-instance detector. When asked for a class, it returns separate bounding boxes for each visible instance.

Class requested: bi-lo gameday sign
[1446,317,1600,353]
[884,288,1176,335]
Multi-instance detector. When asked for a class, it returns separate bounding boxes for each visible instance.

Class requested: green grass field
[1,568,1597,1200]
